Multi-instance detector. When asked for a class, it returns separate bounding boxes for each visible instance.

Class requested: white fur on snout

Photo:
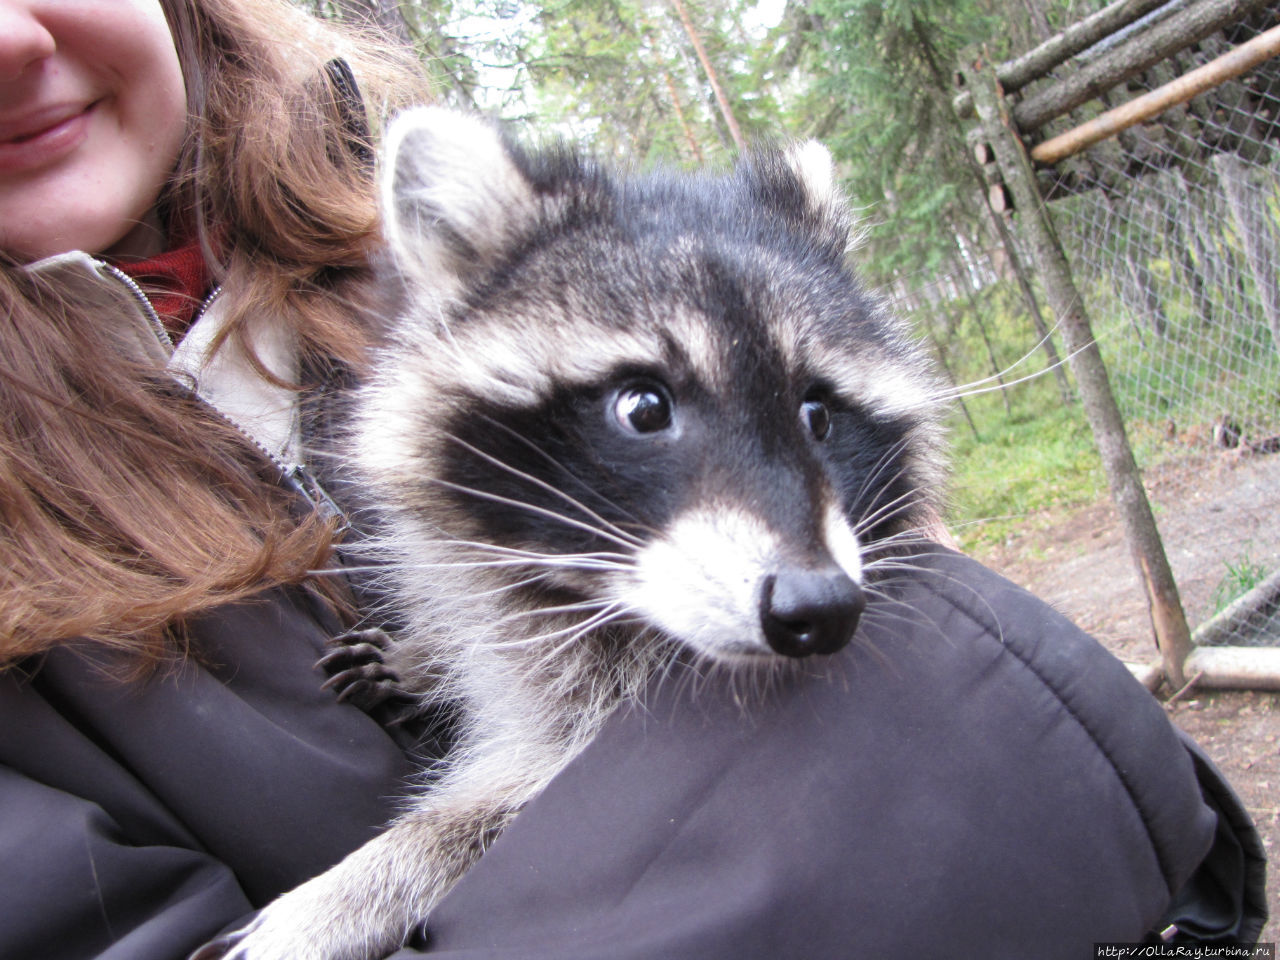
[622,502,864,663]
[623,506,777,661]
[823,501,864,584]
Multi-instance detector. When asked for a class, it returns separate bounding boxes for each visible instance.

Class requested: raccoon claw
[317,628,403,711]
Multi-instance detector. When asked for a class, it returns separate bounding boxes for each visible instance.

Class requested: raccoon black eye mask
[194,107,945,960]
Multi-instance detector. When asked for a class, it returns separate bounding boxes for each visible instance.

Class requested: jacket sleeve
[1156,730,1269,943]
[0,764,253,960]
[0,588,418,960]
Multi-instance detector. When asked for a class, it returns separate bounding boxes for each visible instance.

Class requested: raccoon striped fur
[196,107,947,960]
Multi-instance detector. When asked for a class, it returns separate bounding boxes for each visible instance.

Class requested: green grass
[1209,551,1271,615]
[900,262,1279,559]
[944,400,1105,553]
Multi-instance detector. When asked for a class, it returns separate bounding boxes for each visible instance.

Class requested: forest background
[300,0,1280,615]
[303,0,1127,559]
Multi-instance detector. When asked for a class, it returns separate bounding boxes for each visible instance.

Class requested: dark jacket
[1,547,1264,960]
[414,547,1266,958]
[0,585,415,960]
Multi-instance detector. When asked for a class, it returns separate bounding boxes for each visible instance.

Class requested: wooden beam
[954,0,1173,117]
[1031,23,1280,164]
[1125,658,1166,691]
[1185,647,1280,689]
[1013,0,1271,134]
[963,49,1194,688]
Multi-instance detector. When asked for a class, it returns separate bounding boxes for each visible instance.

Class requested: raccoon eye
[801,398,831,441]
[614,384,674,434]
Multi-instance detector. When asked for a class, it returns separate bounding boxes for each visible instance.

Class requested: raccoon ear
[380,107,537,299]
[745,140,856,253]
[783,140,840,213]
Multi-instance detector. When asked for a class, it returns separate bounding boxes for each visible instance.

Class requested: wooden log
[1125,659,1166,691]
[1192,565,1280,647]
[1077,0,1204,64]
[1185,646,1280,689]
[1031,23,1280,164]
[964,49,1194,688]
[953,0,1174,117]
[1013,0,1272,134]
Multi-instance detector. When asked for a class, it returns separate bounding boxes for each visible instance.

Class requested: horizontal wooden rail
[1184,646,1280,689]
[1030,23,1280,164]
[954,0,1172,116]
[1013,0,1270,133]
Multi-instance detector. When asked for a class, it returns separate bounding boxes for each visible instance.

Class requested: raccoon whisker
[489,603,629,651]
[863,527,940,556]
[440,432,645,548]
[862,565,1005,644]
[863,560,942,580]
[852,484,925,540]
[858,593,947,642]
[423,477,645,553]
[538,611,647,664]
[847,437,916,518]
[493,598,620,624]
[932,334,1052,399]
[939,362,1066,403]
[307,560,563,580]
[931,323,1088,403]
[412,537,638,569]
[452,573,550,602]
[471,414,653,533]
[853,487,920,538]
[400,561,626,578]
[864,541,971,571]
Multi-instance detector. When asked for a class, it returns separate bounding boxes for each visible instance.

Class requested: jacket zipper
[105,265,347,529]
[103,263,174,350]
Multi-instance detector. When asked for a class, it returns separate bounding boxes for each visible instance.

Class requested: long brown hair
[0,0,428,668]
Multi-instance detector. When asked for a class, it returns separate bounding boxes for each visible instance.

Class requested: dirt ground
[976,449,1280,942]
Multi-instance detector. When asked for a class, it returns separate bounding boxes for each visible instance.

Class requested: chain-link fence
[1040,9,1280,647]
[1045,17,1280,452]
[924,3,1280,653]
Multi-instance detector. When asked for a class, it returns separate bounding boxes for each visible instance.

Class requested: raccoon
[197,107,946,960]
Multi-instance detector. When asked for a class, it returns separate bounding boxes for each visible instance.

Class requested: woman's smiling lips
[0,102,95,174]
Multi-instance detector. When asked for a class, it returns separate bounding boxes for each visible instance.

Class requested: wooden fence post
[961,49,1193,688]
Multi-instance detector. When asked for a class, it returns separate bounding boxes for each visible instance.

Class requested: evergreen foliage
[310,0,1280,559]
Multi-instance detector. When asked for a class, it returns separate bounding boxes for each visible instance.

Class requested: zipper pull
[283,464,350,534]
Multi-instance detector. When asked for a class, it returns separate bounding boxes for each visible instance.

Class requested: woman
[0,2,1265,957]
[0,2,439,957]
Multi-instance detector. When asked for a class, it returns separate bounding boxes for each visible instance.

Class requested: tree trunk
[912,18,1075,407]
[1159,172,1217,327]
[925,324,982,441]
[965,48,1193,688]
[669,0,745,151]
[661,69,704,162]
[948,250,1014,415]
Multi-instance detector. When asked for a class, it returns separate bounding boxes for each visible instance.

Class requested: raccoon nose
[760,567,865,658]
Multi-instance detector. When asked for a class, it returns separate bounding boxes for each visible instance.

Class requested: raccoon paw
[188,860,410,960]
[317,627,402,711]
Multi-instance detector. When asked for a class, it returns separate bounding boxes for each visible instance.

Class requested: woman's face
[0,0,188,261]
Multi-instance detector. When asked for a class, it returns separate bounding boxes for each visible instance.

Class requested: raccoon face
[362,108,944,664]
